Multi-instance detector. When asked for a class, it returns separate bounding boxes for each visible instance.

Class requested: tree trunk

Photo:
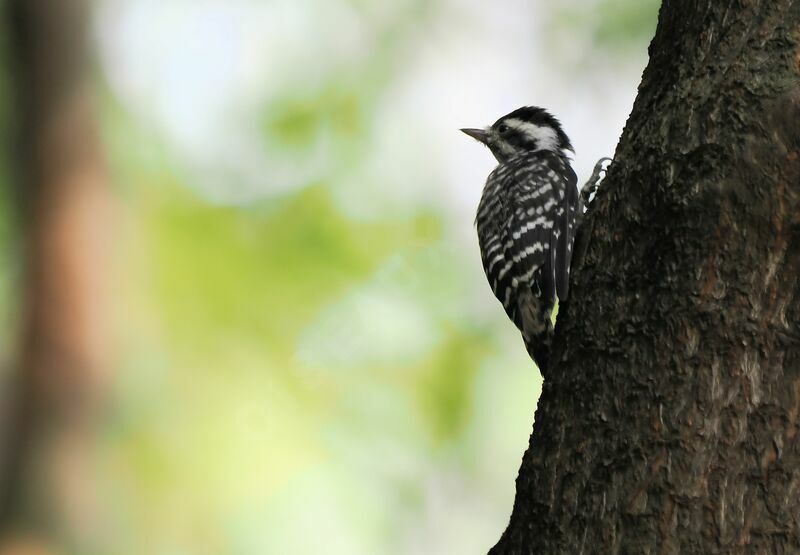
[0,0,111,551]
[492,1,800,553]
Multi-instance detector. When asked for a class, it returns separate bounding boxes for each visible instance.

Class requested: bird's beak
[460,128,490,145]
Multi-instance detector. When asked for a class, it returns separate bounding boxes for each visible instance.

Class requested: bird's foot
[580,157,613,207]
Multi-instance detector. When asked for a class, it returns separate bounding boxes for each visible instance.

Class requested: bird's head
[461,106,573,163]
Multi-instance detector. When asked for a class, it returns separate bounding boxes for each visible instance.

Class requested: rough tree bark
[492,1,800,553]
[0,0,111,552]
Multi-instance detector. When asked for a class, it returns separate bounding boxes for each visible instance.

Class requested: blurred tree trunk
[492,1,800,553]
[0,0,111,552]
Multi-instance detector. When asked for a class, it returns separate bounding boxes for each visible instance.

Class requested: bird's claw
[581,157,613,206]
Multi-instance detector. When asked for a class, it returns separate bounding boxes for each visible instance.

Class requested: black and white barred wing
[476,169,520,326]
[547,155,579,300]
[476,153,580,329]
[502,159,564,304]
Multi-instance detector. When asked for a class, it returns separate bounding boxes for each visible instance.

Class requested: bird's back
[476,150,579,333]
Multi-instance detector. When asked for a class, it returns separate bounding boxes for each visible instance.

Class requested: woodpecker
[462,106,608,374]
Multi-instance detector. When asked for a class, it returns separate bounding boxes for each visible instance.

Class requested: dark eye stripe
[504,128,533,149]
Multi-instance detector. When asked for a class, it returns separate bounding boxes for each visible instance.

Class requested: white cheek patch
[505,118,559,152]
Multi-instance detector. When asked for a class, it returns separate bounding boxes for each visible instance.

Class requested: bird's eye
[498,124,509,134]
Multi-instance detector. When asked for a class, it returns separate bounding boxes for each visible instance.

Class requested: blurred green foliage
[554,0,660,53]
[0,29,17,361]
[261,0,434,170]
[103,169,514,553]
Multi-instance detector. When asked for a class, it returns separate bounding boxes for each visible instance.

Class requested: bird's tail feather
[517,289,554,376]
[523,328,553,376]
